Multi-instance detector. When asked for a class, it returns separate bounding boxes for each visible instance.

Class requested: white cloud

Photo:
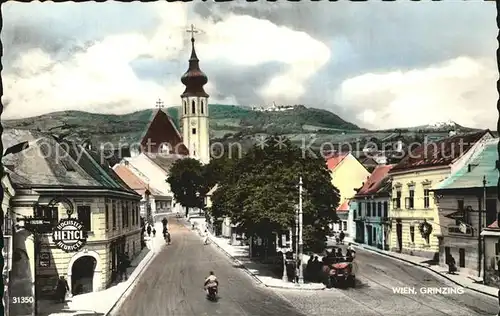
[195,14,331,102]
[3,4,330,119]
[334,56,498,129]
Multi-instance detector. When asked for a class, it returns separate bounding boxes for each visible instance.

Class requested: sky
[1,1,497,130]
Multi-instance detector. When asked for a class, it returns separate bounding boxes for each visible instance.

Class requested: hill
[3,104,361,145]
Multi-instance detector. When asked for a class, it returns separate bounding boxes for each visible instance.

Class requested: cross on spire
[186,24,198,41]
[155,98,164,108]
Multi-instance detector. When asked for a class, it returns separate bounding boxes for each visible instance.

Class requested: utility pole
[298,177,304,284]
[478,176,486,278]
[482,175,487,281]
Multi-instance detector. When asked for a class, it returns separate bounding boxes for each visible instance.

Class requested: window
[122,202,127,228]
[184,101,187,115]
[342,221,347,231]
[131,203,135,227]
[377,202,382,217]
[372,202,376,216]
[383,201,388,218]
[424,188,430,208]
[191,100,196,114]
[394,190,402,209]
[367,202,371,217]
[192,128,196,135]
[405,186,415,209]
[201,100,204,114]
[77,205,92,232]
[105,202,109,230]
[372,227,376,242]
[112,200,117,229]
[410,225,415,243]
[136,206,140,226]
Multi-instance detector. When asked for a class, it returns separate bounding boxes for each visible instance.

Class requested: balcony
[448,225,474,237]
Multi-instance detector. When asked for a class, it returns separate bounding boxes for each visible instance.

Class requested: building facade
[327,153,370,237]
[2,173,15,316]
[433,138,499,275]
[3,130,142,315]
[388,130,493,260]
[481,221,500,287]
[351,165,393,249]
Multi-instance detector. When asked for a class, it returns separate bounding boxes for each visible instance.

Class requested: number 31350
[12,296,34,304]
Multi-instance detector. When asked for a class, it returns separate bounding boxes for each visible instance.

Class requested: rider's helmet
[209,271,214,275]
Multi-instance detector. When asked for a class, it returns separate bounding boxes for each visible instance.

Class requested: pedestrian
[203,229,209,244]
[306,256,314,281]
[55,275,69,303]
[119,253,130,281]
[339,231,345,244]
[152,227,156,237]
[146,224,152,237]
[447,255,457,274]
[162,217,168,228]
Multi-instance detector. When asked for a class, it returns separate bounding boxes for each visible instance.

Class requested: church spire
[181,24,208,98]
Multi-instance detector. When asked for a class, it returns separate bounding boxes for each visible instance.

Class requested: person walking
[55,276,70,303]
[119,253,131,281]
[146,224,152,237]
[152,227,156,237]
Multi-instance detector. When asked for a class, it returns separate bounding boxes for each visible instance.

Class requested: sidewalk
[187,217,324,291]
[40,222,165,316]
[352,242,498,298]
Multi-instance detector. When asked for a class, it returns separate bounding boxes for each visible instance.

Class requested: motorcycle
[206,285,218,301]
[164,232,171,245]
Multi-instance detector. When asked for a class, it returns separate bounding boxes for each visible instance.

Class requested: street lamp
[297,177,304,284]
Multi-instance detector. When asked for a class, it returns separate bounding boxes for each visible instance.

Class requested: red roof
[336,200,350,213]
[113,165,160,196]
[140,109,189,156]
[356,164,394,197]
[327,153,349,170]
[390,130,490,173]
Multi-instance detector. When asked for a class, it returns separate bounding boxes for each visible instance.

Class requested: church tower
[180,25,210,165]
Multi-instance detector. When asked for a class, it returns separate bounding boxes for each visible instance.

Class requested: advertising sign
[39,252,51,267]
[52,219,88,252]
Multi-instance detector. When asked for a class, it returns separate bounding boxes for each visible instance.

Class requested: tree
[210,136,339,253]
[166,158,205,217]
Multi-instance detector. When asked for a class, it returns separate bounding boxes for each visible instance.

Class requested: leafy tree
[166,158,205,217]
[210,136,339,253]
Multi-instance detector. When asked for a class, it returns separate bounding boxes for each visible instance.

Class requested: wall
[437,192,499,272]
[483,232,500,287]
[331,154,370,203]
[389,168,449,257]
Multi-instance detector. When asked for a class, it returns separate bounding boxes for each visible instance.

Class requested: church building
[115,27,211,220]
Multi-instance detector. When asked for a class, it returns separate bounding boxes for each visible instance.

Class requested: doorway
[71,256,97,295]
[396,222,403,252]
[367,225,373,246]
[459,248,465,268]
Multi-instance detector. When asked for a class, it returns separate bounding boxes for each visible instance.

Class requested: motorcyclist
[163,227,170,243]
[204,271,218,294]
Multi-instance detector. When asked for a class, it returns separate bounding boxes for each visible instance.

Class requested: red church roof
[140,109,189,156]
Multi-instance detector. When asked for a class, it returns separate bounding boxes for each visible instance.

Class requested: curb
[105,244,158,315]
[355,245,497,299]
[207,235,325,291]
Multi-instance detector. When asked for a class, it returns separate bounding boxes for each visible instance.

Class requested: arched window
[183,100,187,115]
[201,100,204,114]
[160,143,170,154]
[191,100,196,114]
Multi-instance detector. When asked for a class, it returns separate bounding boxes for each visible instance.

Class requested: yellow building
[327,153,370,236]
[3,130,142,315]
[388,130,493,260]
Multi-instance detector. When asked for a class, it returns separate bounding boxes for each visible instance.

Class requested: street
[112,219,498,316]
[111,218,305,316]
[278,245,499,316]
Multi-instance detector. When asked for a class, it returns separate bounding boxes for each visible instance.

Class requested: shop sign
[52,219,88,252]
[39,252,51,267]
